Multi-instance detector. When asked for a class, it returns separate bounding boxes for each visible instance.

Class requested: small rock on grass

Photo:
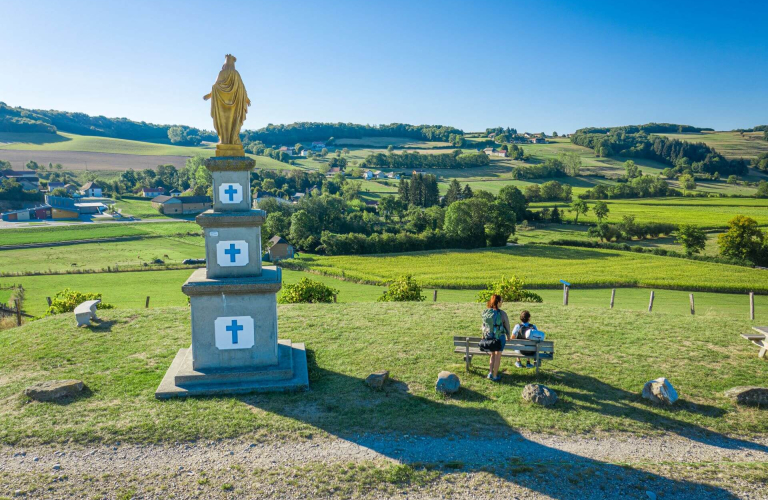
[365,370,389,389]
[642,378,678,405]
[522,384,557,407]
[24,380,83,402]
[435,371,460,394]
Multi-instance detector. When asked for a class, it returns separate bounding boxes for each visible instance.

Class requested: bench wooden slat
[742,334,766,341]
[453,347,554,360]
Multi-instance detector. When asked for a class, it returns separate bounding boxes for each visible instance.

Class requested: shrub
[476,275,543,304]
[45,288,115,316]
[278,278,338,304]
[378,274,425,302]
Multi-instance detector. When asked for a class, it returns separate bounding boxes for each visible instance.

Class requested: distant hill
[0,102,215,146]
[574,122,714,135]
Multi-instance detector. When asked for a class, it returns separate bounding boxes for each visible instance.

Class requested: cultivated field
[293,245,768,293]
[0,221,197,247]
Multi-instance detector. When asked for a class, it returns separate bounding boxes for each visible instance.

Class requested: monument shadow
[239,349,751,499]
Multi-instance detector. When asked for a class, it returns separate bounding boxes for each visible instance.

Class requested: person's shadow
[239,349,759,499]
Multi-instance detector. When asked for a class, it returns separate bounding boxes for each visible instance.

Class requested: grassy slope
[661,131,768,160]
[0,132,214,156]
[0,303,765,444]
[294,246,768,293]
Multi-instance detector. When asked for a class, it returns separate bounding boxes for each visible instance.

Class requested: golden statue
[204,54,251,157]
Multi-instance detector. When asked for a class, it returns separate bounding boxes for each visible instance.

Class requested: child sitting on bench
[511,310,545,369]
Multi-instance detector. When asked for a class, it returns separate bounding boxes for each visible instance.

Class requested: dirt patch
[0,150,190,171]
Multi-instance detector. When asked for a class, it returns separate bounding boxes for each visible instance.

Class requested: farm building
[387,172,401,180]
[142,187,165,197]
[151,195,212,215]
[326,167,343,177]
[266,236,295,261]
[291,192,305,203]
[45,195,108,218]
[79,181,102,197]
[1,205,52,222]
[170,189,182,197]
[0,170,40,191]
[311,141,326,151]
[46,182,66,192]
[483,148,507,157]
[362,170,374,180]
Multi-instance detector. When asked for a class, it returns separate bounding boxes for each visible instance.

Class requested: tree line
[362,150,490,170]
[241,122,463,146]
[570,128,747,177]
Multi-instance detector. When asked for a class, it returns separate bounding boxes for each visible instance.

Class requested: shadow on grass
[240,349,750,499]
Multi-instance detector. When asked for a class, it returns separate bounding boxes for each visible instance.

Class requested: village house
[170,189,182,197]
[488,132,496,139]
[311,141,326,151]
[79,181,102,197]
[374,170,386,179]
[386,172,401,180]
[362,170,374,180]
[1,205,52,222]
[141,187,165,197]
[411,170,426,176]
[46,182,66,192]
[291,192,305,203]
[326,167,343,177]
[151,195,212,215]
[0,170,40,191]
[63,183,78,194]
[279,146,295,156]
[300,149,309,157]
[46,195,107,218]
[266,235,295,261]
[530,137,546,144]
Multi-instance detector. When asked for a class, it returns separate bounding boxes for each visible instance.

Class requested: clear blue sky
[2,0,766,134]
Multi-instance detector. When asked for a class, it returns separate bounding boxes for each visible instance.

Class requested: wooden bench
[742,327,768,359]
[453,336,554,375]
[74,299,101,327]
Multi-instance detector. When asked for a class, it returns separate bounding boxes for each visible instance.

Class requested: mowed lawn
[0,303,765,445]
[294,246,768,293]
[0,132,214,156]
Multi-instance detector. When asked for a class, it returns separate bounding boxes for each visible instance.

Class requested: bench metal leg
[465,338,471,371]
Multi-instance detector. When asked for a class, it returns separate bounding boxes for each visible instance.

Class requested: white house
[386,172,401,180]
[362,170,374,180]
[79,181,102,197]
[279,146,295,156]
[142,187,165,198]
[300,150,309,157]
[374,170,386,179]
[311,141,326,151]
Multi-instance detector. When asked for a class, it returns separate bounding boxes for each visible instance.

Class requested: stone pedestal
[156,156,309,398]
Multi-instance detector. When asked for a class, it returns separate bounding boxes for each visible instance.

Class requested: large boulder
[522,384,557,407]
[642,378,678,405]
[725,386,768,407]
[365,370,389,390]
[24,380,84,402]
[435,371,460,394]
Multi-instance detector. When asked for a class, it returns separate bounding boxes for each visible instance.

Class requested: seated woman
[511,310,544,369]
[482,294,511,382]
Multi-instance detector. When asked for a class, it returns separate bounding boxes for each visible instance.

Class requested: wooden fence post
[689,293,695,315]
[750,292,755,321]
[46,296,52,306]
[14,299,21,326]
[610,289,615,309]
[563,285,569,306]
[333,294,337,303]
[433,289,438,302]
[145,296,150,308]
[648,291,655,312]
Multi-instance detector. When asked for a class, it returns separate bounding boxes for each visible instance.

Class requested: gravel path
[1,432,767,499]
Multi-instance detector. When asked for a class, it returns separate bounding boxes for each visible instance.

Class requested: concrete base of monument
[154,339,309,398]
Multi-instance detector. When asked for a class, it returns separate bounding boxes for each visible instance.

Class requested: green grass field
[293,245,768,293]
[112,198,183,219]
[0,302,765,444]
[0,221,198,246]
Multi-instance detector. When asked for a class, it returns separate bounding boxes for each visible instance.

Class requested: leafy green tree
[397,178,410,205]
[497,185,528,223]
[757,180,768,198]
[262,212,292,248]
[550,206,562,223]
[679,173,696,193]
[718,215,764,262]
[727,175,740,185]
[624,160,641,179]
[485,201,516,246]
[378,195,402,222]
[387,145,394,153]
[569,200,588,223]
[524,184,541,202]
[341,180,362,201]
[558,152,581,176]
[444,198,486,246]
[593,200,609,222]
[476,275,542,303]
[675,224,707,256]
[289,210,318,250]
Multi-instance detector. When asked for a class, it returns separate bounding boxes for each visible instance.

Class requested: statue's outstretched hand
[203,93,212,101]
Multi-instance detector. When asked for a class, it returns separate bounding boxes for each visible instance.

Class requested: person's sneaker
[526,361,534,369]
[515,361,523,369]
[487,373,494,380]
[493,375,502,382]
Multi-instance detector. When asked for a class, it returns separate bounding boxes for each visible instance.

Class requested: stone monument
[156,55,309,398]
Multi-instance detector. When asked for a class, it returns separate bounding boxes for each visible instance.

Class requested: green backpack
[481,308,506,340]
